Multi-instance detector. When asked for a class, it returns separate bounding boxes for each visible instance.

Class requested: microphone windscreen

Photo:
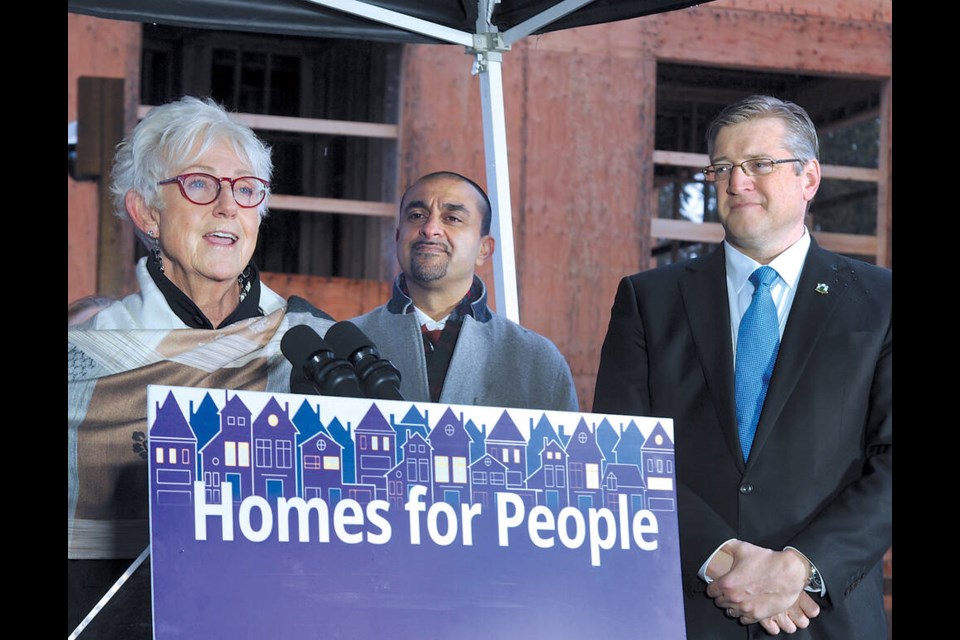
[280,324,330,366]
[325,321,378,360]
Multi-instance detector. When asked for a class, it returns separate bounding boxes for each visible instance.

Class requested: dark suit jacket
[593,239,891,640]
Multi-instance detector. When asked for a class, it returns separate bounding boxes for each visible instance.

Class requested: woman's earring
[148,230,164,273]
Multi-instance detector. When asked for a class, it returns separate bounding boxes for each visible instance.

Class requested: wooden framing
[77,77,136,298]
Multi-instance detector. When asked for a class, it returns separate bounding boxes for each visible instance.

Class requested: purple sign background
[147,385,686,639]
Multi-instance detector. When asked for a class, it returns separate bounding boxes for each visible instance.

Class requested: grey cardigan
[350,276,579,412]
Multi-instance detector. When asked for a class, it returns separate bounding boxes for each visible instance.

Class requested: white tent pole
[475,50,520,322]
[474,0,519,322]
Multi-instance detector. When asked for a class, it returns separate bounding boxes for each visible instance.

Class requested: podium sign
[147,385,686,638]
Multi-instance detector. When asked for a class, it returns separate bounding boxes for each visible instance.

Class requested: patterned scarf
[68,299,332,559]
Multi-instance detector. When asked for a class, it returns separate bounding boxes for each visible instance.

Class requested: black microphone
[325,321,405,401]
[280,324,365,398]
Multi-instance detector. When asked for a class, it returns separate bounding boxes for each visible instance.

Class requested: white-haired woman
[68,98,333,630]
[90,95,282,329]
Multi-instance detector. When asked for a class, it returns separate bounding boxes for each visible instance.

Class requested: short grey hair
[705,94,819,167]
[109,96,273,247]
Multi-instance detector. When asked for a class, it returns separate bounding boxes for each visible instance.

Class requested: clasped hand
[705,540,821,635]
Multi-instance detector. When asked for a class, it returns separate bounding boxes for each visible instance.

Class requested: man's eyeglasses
[702,158,804,183]
[157,173,270,208]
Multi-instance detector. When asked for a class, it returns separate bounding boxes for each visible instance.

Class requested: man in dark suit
[593,95,891,638]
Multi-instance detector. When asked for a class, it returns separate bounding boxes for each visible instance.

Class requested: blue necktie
[735,266,781,462]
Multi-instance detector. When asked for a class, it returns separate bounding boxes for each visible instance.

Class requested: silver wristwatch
[805,564,823,593]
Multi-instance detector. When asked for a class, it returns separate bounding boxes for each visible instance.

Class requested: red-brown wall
[67,2,893,413]
[68,14,142,302]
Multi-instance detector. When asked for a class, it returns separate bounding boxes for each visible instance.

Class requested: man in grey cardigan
[350,171,579,412]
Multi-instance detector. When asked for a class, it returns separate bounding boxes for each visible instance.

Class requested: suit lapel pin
[815,283,829,295]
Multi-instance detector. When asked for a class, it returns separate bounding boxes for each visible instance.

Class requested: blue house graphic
[200,391,254,503]
[565,418,605,510]
[354,404,396,500]
[386,432,433,508]
[151,390,197,506]
[426,407,472,508]
[251,396,299,502]
[150,391,677,524]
